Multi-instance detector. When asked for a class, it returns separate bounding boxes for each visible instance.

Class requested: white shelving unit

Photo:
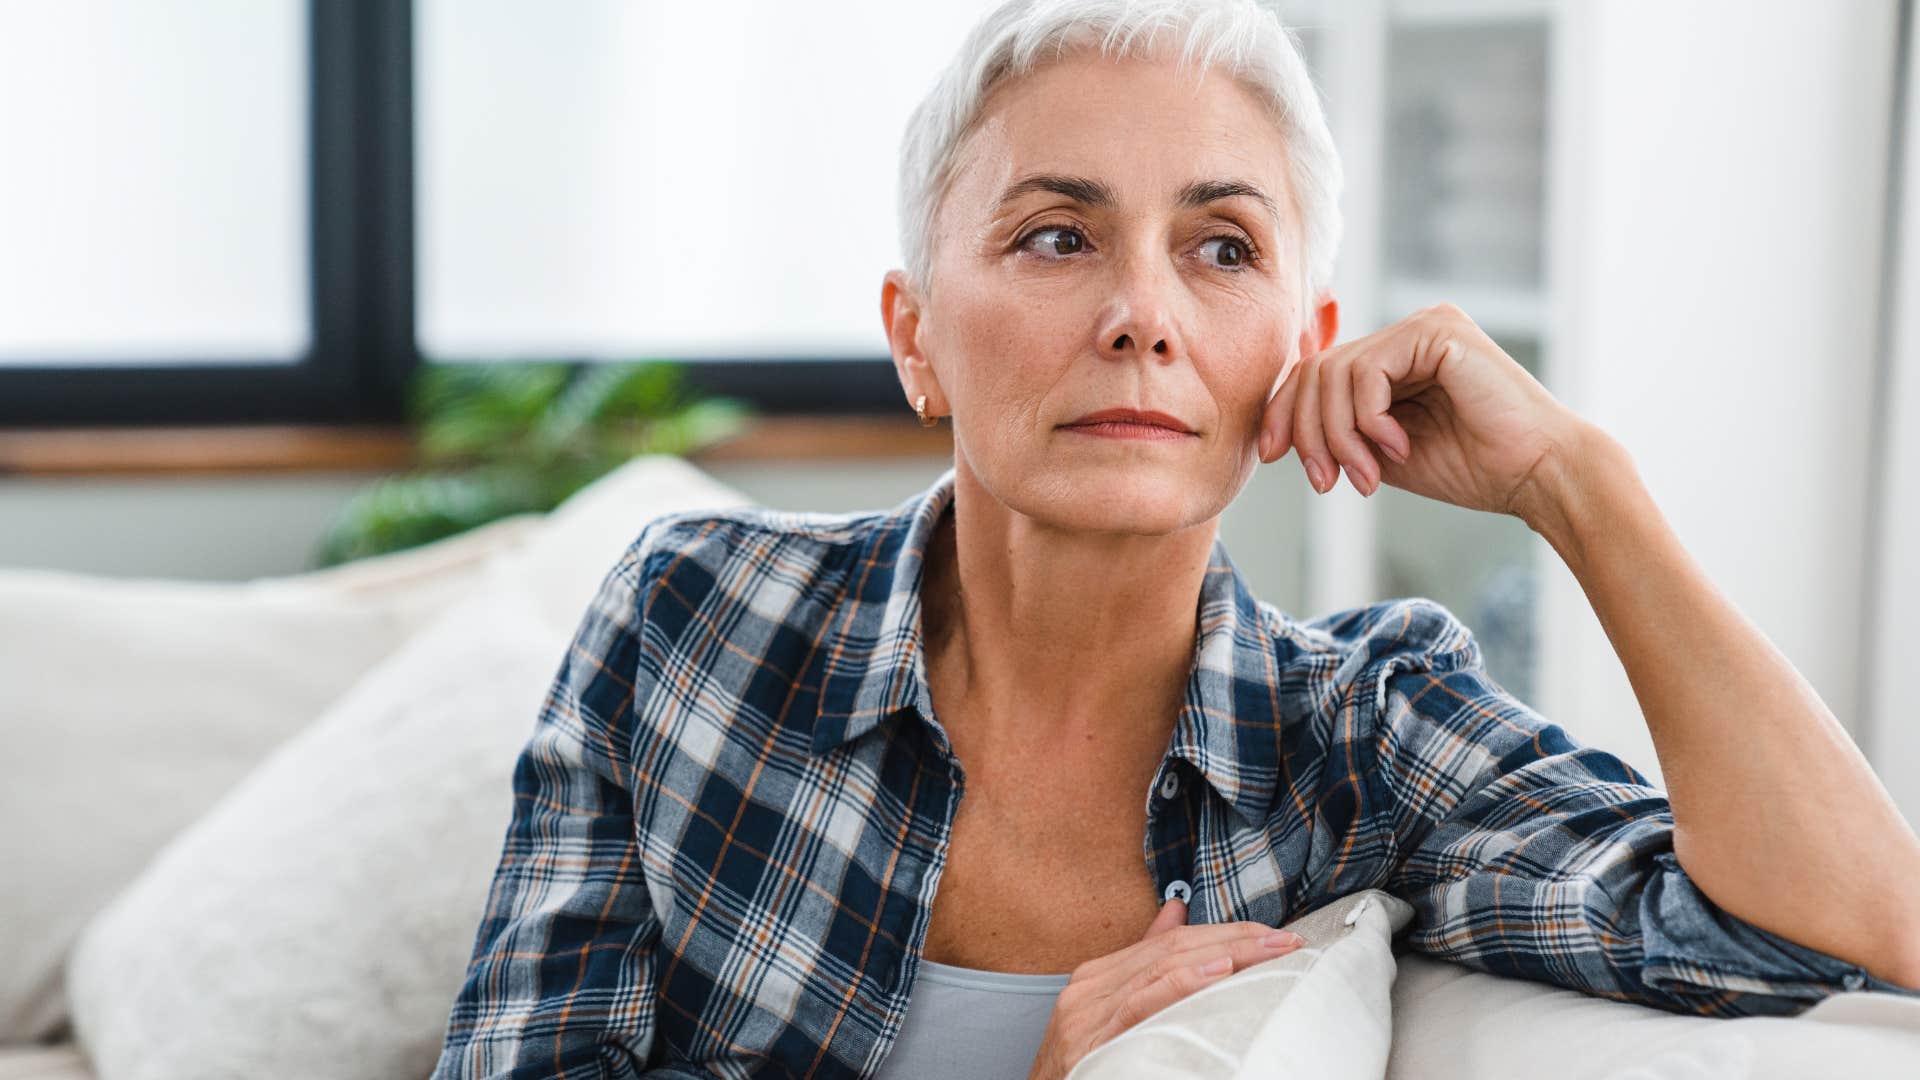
[1280,0,1562,704]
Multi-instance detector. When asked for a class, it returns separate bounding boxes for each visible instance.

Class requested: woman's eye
[1200,235,1256,270]
[1019,225,1087,258]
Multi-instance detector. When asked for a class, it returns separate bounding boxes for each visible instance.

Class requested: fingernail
[1257,430,1273,460]
[1262,930,1305,948]
[1385,440,1408,464]
[1304,460,1325,491]
[1343,464,1368,495]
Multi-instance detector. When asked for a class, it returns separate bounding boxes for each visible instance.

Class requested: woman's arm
[1263,302,1920,992]
[432,518,695,1079]
[1515,422,1920,990]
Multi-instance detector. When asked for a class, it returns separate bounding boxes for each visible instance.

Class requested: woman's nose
[1110,328,1170,356]
[1098,254,1182,361]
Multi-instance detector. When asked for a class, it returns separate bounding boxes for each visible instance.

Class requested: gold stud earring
[914,394,941,428]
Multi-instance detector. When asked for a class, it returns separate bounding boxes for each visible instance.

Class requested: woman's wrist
[1512,420,1644,572]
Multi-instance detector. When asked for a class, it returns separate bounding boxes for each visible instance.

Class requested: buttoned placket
[1147,759,1200,915]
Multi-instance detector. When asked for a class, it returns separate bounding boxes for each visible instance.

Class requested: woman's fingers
[1259,355,1304,462]
[1127,932,1304,996]
[1096,918,1291,988]
[1319,348,1379,495]
[1112,932,1304,1031]
[1111,962,1233,1032]
[1272,323,1422,492]
[1292,354,1331,492]
[1353,361,1412,466]
[1143,897,1187,938]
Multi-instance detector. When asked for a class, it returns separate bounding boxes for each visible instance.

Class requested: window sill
[0,414,952,478]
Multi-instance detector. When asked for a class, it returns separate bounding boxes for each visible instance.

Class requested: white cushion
[61,455,752,1080]
[1068,889,1415,1080]
[63,569,560,1080]
[1387,949,1920,1080]
[0,512,536,1044]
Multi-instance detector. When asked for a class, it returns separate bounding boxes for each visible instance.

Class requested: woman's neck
[919,464,1216,768]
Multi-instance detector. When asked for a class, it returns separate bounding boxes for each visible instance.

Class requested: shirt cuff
[1637,851,1920,1008]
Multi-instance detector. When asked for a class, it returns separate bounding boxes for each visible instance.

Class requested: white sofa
[2,454,1915,1080]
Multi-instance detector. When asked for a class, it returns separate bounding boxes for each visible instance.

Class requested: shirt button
[1843,970,1866,991]
[1159,772,1180,799]
[1163,878,1191,904]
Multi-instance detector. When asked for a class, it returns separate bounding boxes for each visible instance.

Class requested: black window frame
[1,0,899,429]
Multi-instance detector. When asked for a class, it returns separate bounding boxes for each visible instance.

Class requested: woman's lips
[1060,420,1198,441]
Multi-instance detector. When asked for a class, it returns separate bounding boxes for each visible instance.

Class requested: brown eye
[1200,235,1256,270]
[1020,226,1087,258]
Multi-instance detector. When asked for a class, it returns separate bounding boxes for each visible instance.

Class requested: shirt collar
[809,464,1286,826]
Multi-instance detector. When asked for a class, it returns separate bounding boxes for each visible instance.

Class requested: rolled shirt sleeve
[1342,599,1920,1018]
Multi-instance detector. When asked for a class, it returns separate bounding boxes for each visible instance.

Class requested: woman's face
[885,48,1336,536]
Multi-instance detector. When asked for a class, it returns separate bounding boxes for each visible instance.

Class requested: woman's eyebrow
[1178,178,1280,229]
[994,173,1279,228]
[995,172,1120,210]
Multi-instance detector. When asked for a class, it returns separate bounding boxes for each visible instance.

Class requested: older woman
[431,1,1920,1078]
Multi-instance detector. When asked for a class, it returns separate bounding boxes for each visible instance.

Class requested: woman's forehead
[950,54,1292,218]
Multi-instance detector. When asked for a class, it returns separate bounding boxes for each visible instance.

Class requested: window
[412,0,1005,411]
[0,0,1006,428]
[0,0,410,427]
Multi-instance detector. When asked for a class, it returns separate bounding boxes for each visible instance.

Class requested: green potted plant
[314,359,753,567]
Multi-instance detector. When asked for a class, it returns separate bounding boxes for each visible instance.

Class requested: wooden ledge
[0,424,416,478]
[0,414,952,478]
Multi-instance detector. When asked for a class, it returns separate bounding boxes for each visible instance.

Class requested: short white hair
[896,0,1342,327]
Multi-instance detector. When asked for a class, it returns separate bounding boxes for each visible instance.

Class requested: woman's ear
[881,268,943,410]
[1299,294,1339,357]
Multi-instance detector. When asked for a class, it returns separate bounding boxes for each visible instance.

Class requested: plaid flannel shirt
[431,464,1920,1079]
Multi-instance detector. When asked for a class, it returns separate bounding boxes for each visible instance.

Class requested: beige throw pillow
[0,513,535,1044]
[60,455,755,1079]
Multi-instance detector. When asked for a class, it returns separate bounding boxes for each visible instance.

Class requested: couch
[1,454,1914,1080]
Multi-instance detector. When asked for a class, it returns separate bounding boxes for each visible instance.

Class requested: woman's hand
[1258,303,1593,524]
[1025,898,1306,1080]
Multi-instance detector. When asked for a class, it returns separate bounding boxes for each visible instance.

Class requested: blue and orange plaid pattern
[430,465,1918,1078]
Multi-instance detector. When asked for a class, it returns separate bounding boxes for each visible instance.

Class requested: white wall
[0,473,378,581]
[1538,0,1901,794]
[1869,0,1920,824]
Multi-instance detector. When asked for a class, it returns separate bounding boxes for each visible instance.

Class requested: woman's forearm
[1519,423,1920,990]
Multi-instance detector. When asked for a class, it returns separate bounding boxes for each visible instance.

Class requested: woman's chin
[1036,465,1210,533]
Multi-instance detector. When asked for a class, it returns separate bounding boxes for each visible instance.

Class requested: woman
[432,1,1920,1077]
